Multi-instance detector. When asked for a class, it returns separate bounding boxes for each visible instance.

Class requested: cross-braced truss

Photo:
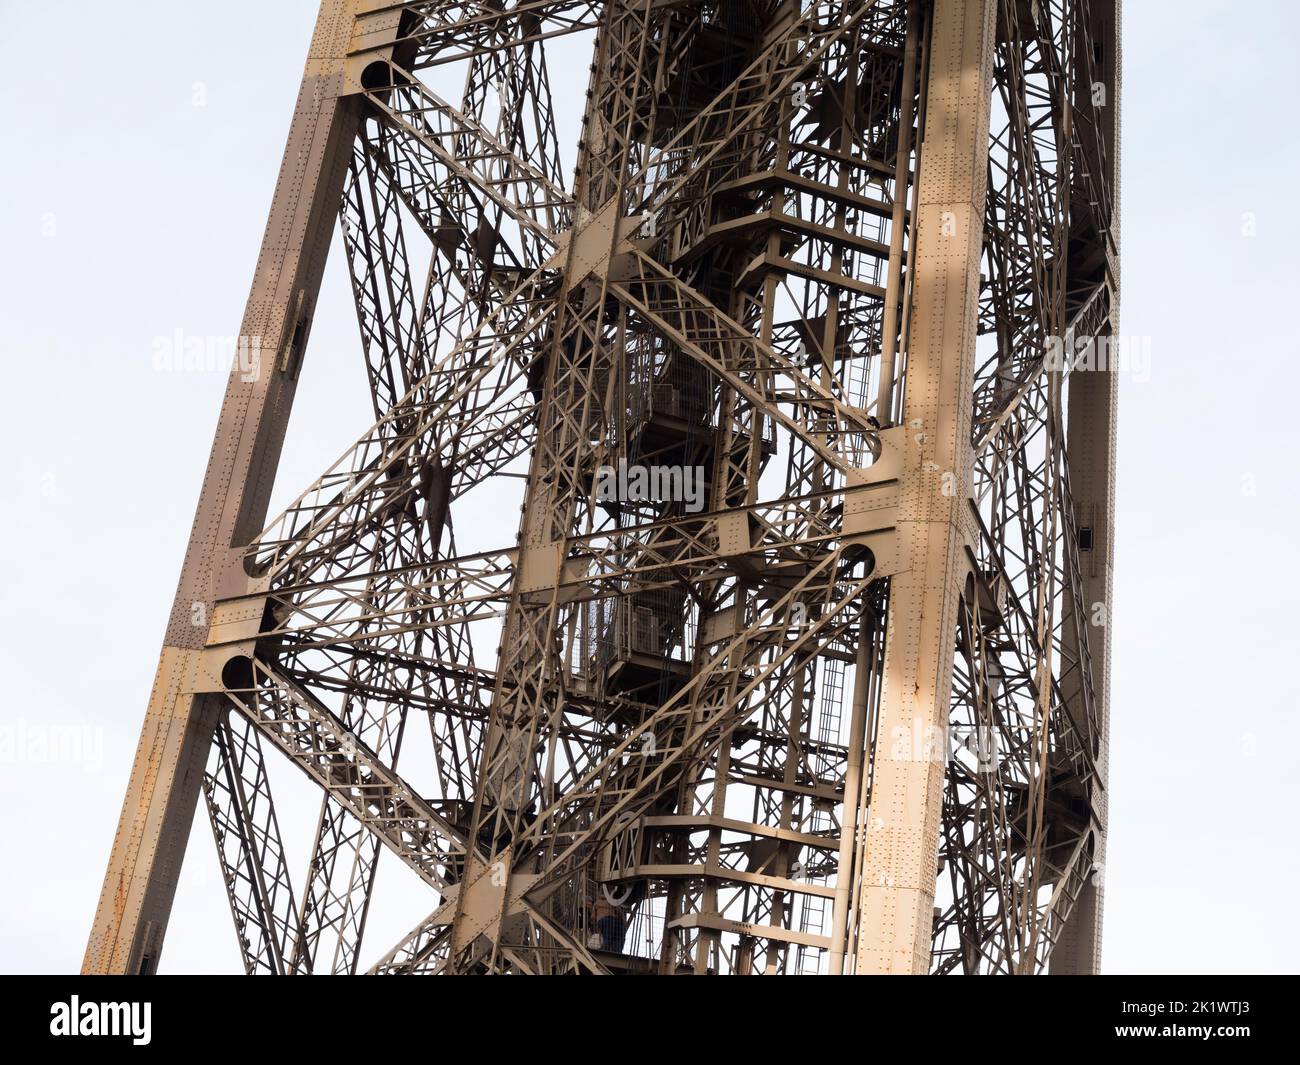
[87,0,1118,976]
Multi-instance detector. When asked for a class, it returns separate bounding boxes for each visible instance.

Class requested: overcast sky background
[1,0,1297,975]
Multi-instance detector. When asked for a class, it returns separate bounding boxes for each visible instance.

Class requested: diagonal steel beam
[203,709,303,975]
[351,1,603,70]
[608,249,881,471]
[84,0,378,974]
[226,658,606,971]
[364,65,570,248]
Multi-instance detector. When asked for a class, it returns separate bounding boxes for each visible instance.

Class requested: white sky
[1,0,1297,975]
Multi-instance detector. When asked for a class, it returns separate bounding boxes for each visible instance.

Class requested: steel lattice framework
[87,0,1118,976]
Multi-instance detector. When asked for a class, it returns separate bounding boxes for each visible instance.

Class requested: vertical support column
[1054,0,1121,976]
[874,0,922,425]
[853,0,996,975]
[83,0,368,974]
[1050,313,1116,975]
[828,615,872,974]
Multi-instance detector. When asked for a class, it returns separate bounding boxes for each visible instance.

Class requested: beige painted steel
[1048,320,1116,975]
[85,0,1117,976]
[83,0,375,974]
[1052,0,1122,977]
[852,0,996,975]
